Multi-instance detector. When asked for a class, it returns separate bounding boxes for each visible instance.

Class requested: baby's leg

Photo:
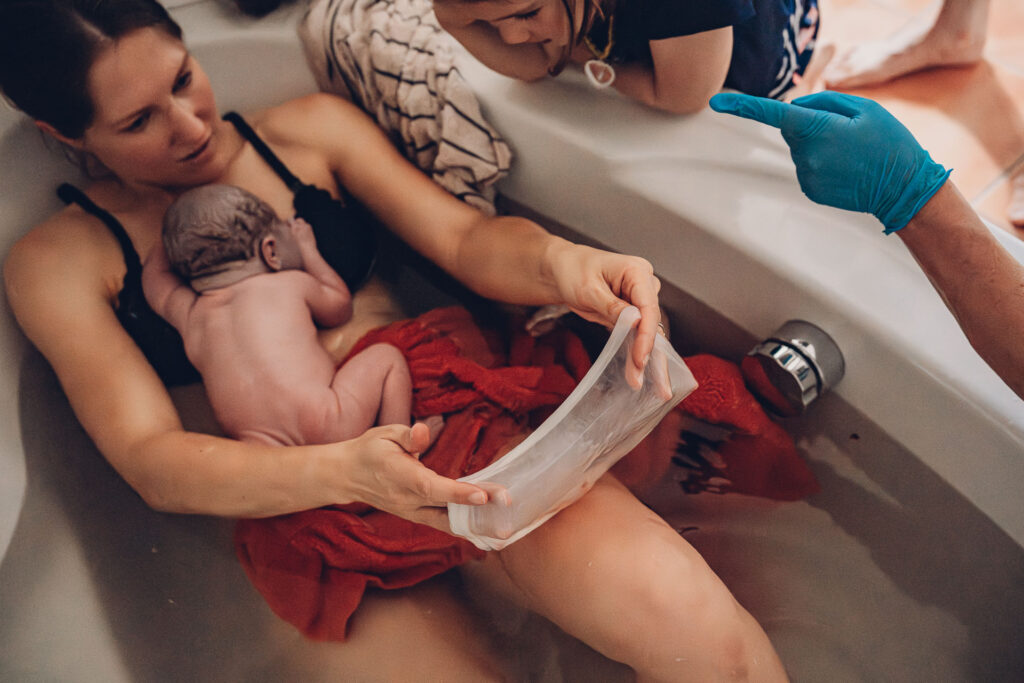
[824,0,989,90]
[462,475,787,682]
[329,343,412,436]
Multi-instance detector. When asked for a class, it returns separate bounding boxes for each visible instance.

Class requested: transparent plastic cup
[448,306,698,551]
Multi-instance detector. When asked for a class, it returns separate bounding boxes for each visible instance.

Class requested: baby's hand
[289,217,316,247]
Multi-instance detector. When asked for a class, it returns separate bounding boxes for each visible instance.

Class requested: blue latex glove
[709,91,951,233]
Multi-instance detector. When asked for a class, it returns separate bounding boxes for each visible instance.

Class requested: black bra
[57,182,201,387]
[223,112,377,290]
[57,112,379,386]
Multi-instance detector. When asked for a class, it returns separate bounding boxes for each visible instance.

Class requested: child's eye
[173,71,193,92]
[513,8,540,21]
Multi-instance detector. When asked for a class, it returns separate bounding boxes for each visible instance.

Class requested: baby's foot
[1008,166,1024,230]
[825,5,987,89]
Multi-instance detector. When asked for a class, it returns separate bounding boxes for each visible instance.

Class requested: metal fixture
[745,320,845,415]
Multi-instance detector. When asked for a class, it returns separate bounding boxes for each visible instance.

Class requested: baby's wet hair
[163,184,280,280]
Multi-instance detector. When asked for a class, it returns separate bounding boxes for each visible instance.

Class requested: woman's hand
[337,422,489,532]
[548,242,663,389]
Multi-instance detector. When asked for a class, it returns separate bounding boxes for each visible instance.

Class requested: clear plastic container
[448,306,698,550]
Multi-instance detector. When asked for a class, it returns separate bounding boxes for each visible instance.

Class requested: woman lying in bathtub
[433,0,822,113]
[0,0,786,680]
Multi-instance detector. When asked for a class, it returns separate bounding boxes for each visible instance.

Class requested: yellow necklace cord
[583,14,614,61]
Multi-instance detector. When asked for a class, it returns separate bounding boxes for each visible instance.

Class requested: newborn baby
[143,184,412,446]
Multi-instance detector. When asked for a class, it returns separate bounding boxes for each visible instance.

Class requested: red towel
[235,308,818,641]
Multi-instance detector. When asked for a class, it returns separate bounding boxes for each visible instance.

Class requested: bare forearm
[898,183,1024,398]
[125,430,345,517]
[450,214,569,304]
[608,31,731,114]
[610,63,713,114]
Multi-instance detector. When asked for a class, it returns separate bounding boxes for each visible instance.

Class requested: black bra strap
[57,183,142,278]
[223,111,304,193]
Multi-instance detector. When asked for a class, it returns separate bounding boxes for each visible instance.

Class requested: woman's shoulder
[4,198,121,316]
[243,93,364,144]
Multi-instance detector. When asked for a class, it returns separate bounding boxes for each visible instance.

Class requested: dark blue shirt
[585,0,820,99]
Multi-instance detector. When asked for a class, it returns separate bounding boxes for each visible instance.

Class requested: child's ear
[260,235,283,271]
[34,120,85,150]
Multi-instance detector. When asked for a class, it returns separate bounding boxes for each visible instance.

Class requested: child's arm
[600,28,734,114]
[141,242,198,330]
[290,217,353,327]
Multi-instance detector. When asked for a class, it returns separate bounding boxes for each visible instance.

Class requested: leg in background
[824,0,991,90]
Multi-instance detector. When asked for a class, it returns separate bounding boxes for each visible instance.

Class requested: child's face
[438,0,579,49]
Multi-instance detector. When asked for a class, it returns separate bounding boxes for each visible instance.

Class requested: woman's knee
[501,478,769,679]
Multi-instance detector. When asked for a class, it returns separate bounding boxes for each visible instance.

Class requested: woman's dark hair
[0,0,183,139]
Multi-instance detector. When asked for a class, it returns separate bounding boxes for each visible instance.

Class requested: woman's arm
[4,215,486,524]
[897,183,1024,398]
[593,29,733,114]
[269,94,664,385]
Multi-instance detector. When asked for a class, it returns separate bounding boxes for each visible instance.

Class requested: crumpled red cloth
[234,308,818,641]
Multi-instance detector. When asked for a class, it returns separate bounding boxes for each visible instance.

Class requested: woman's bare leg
[269,574,507,682]
[463,475,787,682]
[824,0,990,90]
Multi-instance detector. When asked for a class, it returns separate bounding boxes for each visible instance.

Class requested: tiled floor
[815,0,1024,238]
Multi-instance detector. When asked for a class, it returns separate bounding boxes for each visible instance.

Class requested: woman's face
[76,27,226,189]
[439,0,578,49]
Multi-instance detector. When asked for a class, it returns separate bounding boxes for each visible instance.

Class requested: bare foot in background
[824,0,990,89]
[1009,166,1024,230]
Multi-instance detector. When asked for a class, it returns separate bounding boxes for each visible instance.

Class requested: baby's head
[163,184,284,281]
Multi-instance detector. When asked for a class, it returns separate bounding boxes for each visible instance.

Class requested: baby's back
[183,271,340,445]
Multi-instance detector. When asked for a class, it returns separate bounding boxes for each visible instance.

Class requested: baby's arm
[290,217,353,327]
[141,242,198,330]
[602,29,734,114]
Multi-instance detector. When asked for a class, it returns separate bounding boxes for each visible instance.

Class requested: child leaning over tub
[433,0,822,113]
[142,184,416,447]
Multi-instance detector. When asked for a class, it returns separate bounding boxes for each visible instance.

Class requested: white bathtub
[1,2,1021,680]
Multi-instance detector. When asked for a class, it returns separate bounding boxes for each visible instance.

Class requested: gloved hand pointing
[709,91,951,233]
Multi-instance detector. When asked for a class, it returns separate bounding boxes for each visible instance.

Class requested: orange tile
[839,61,1024,199]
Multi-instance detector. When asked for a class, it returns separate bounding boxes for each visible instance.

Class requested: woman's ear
[260,235,283,271]
[33,120,85,150]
